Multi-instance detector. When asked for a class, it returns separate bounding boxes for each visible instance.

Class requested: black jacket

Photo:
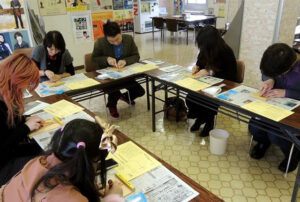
[196,45,238,82]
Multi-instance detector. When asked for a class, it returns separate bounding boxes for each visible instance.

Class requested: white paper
[69,11,93,44]
[197,76,224,85]
[32,111,95,150]
[143,59,165,65]
[33,129,56,150]
[60,73,89,83]
[23,90,33,98]
[35,83,69,97]
[24,100,50,115]
[159,65,183,73]
[217,85,258,106]
[130,165,199,202]
[267,97,300,110]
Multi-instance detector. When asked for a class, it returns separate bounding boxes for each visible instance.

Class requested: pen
[115,173,135,190]
[54,116,63,125]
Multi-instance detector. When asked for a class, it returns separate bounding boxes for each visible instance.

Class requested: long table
[143,63,300,202]
[27,93,223,202]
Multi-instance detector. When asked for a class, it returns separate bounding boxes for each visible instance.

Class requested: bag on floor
[163,97,187,122]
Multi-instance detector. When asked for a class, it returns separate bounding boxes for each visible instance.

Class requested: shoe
[190,118,203,132]
[120,96,135,105]
[199,121,214,137]
[278,157,299,173]
[108,107,119,119]
[250,143,270,159]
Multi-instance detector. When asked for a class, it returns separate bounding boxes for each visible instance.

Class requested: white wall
[27,0,94,67]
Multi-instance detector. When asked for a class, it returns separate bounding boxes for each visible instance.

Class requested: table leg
[291,161,300,202]
[151,79,156,132]
[146,76,150,111]
[152,19,154,40]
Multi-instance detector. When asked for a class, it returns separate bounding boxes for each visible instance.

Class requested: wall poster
[37,0,67,16]
[66,0,90,12]
[92,11,113,40]
[91,0,113,12]
[70,11,93,44]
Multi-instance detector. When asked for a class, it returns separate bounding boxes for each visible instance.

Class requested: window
[184,0,208,11]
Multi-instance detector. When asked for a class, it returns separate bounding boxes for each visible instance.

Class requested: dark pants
[106,79,145,108]
[0,141,41,186]
[248,119,300,160]
[14,13,24,28]
[185,93,217,122]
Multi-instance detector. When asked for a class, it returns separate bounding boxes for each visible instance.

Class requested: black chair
[165,19,189,45]
[152,17,165,40]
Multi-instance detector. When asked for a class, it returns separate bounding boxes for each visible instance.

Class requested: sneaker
[199,121,214,137]
[120,96,135,105]
[108,107,119,119]
[250,143,270,159]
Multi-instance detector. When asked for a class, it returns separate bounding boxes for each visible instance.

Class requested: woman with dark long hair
[31,30,75,82]
[186,26,238,137]
[0,53,43,185]
[0,33,13,60]
[1,119,124,202]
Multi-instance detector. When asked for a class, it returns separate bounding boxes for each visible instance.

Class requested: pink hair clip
[77,142,86,149]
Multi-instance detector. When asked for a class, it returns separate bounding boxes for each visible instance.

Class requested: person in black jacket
[0,53,43,186]
[186,26,237,137]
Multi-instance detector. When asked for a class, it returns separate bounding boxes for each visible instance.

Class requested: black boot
[250,142,270,159]
[200,115,215,137]
[190,118,204,132]
[278,150,300,173]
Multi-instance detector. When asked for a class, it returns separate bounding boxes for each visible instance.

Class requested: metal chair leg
[248,135,253,155]
[291,161,300,202]
[285,143,295,177]
[127,91,133,117]
[103,94,108,121]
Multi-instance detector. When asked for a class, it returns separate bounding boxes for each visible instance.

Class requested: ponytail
[31,119,107,202]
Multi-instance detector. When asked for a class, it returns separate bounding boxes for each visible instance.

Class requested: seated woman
[31,30,75,82]
[249,43,300,173]
[186,26,238,137]
[1,119,124,202]
[0,53,43,186]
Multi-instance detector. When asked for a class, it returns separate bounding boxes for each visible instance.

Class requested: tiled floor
[79,32,299,202]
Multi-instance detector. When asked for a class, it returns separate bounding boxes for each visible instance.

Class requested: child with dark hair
[1,119,124,202]
[186,25,237,136]
[92,21,144,119]
[31,30,75,82]
[13,31,29,50]
[249,43,300,173]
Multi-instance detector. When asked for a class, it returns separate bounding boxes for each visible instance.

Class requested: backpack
[163,97,187,122]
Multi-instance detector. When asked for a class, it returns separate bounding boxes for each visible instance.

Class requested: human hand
[192,65,200,74]
[45,70,55,82]
[260,79,275,96]
[105,179,123,196]
[52,74,62,82]
[117,60,126,68]
[264,89,286,98]
[107,57,117,67]
[25,116,44,131]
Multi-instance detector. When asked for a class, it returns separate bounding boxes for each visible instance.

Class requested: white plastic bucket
[209,129,230,155]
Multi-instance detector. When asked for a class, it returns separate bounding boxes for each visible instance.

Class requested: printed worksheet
[197,76,224,85]
[130,165,199,202]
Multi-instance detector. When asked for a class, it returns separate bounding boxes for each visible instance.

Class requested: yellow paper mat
[242,100,294,121]
[130,64,158,73]
[107,141,161,181]
[174,78,211,91]
[44,99,84,119]
[64,78,100,90]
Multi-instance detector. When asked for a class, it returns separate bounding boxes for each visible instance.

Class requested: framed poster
[37,0,67,16]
